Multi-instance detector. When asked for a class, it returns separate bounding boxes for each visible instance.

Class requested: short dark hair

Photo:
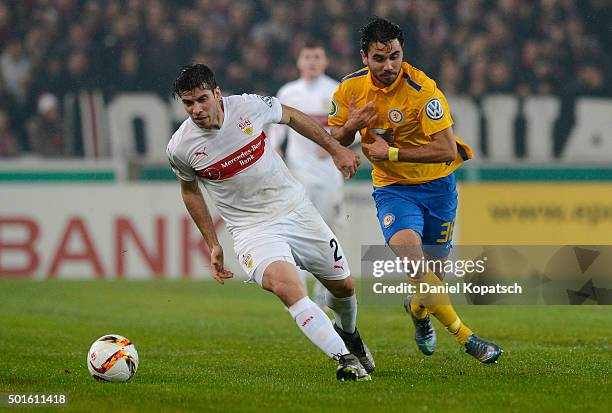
[359,17,404,54]
[172,64,218,99]
[302,38,326,51]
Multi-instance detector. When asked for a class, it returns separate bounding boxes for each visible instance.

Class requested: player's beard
[377,70,398,87]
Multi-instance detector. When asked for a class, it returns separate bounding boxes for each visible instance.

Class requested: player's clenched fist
[361,132,391,162]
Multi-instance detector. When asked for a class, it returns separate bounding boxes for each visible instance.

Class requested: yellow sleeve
[418,88,454,136]
[328,83,350,127]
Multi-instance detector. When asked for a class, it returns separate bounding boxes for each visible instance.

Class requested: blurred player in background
[167,64,374,381]
[329,17,502,363]
[268,40,343,309]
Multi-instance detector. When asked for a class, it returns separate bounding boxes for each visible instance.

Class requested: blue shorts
[372,173,458,257]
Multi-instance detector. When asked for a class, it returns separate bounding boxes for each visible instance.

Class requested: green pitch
[1,280,610,413]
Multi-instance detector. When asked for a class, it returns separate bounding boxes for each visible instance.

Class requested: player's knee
[264,276,294,294]
[272,281,301,299]
[263,262,298,289]
[325,276,355,298]
[389,230,424,261]
[389,229,421,248]
[263,271,306,299]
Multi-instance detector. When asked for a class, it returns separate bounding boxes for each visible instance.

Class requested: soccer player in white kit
[268,41,342,307]
[167,64,374,381]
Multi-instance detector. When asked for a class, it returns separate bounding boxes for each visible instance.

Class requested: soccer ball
[87,334,139,382]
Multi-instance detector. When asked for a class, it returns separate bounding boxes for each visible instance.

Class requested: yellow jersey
[329,62,473,187]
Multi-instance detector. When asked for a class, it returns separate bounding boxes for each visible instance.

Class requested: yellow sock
[442,314,473,344]
[420,271,474,345]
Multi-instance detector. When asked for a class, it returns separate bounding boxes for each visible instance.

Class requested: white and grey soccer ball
[87,334,139,382]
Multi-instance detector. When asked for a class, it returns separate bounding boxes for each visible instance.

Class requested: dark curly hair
[359,17,404,54]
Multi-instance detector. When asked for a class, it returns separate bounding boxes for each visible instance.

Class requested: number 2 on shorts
[329,238,343,261]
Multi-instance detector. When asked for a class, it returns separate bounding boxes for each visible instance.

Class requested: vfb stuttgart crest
[238,118,253,135]
[242,253,253,269]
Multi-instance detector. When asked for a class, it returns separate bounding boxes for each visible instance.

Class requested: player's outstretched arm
[362,126,457,163]
[279,104,361,179]
[180,178,234,284]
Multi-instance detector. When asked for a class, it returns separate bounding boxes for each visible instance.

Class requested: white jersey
[268,75,342,189]
[167,94,305,234]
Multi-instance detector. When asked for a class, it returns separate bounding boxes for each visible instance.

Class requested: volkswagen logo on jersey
[388,109,403,124]
[425,98,444,120]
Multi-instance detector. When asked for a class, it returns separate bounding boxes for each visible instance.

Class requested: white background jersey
[167,94,305,234]
[268,75,343,190]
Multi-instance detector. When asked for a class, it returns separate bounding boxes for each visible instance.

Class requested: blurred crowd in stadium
[0,0,610,157]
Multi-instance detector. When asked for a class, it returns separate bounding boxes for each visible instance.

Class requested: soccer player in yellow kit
[329,17,502,363]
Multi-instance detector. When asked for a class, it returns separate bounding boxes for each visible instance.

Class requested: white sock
[325,291,357,334]
[288,296,348,359]
[312,279,328,310]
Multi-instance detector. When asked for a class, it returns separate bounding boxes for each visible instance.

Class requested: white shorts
[291,169,343,232]
[232,200,351,286]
